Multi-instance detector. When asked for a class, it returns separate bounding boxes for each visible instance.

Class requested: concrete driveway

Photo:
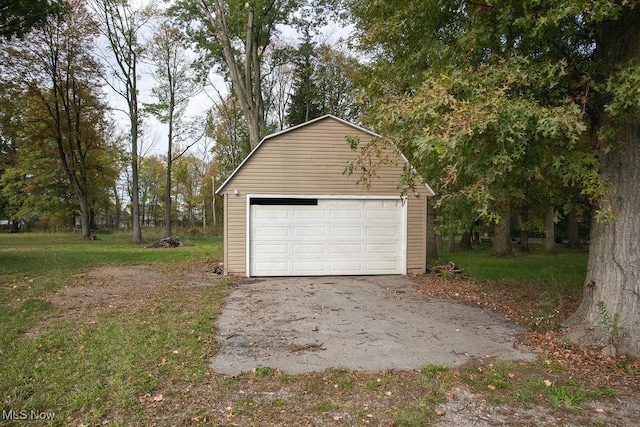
[211,276,535,375]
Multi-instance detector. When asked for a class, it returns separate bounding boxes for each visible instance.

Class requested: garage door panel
[366,226,398,237]
[293,227,326,237]
[366,260,398,271]
[366,243,398,253]
[255,209,288,220]
[330,226,362,237]
[255,243,288,254]
[330,209,362,220]
[294,209,325,220]
[293,244,326,254]
[255,261,289,273]
[330,244,363,254]
[367,210,398,220]
[293,261,325,272]
[254,226,289,238]
[250,198,404,276]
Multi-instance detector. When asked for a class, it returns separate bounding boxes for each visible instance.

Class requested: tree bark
[566,6,640,357]
[544,206,557,255]
[459,231,473,251]
[520,229,530,252]
[566,209,580,249]
[199,0,264,148]
[491,193,511,256]
[566,128,640,355]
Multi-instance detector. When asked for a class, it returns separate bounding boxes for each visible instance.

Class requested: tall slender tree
[287,28,321,125]
[91,0,153,243]
[145,19,199,238]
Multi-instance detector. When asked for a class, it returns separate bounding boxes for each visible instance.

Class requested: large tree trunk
[491,193,511,256]
[566,130,640,356]
[566,7,640,357]
[544,206,557,255]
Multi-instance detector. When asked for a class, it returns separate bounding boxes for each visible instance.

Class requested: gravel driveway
[211,276,535,374]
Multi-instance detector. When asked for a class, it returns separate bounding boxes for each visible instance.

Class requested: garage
[215,115,434,277]
[249,197,405,276]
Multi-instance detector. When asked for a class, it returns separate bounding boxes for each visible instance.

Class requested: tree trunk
[459,231,473,251]
[201,1,263,148]
[520,229,530,252]
[426,199,438,260]
[130,103,142,243]
[566,7,640,357]
[491,193,511,256]
[163,109,174,239]
[566,209,580,249]
[566,131,640,355]
[79,197,90,238]
[544,206,557,255]
[447,234,456,253]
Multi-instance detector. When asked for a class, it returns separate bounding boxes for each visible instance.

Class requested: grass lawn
[1,234,637,426]
[438,244,588,291]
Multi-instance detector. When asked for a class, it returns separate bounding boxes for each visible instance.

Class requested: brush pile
[145,237,183,248]
[428,262,467,278]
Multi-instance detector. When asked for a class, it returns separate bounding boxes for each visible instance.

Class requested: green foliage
[596,300,624,347]
[420,364,450,377]
[343,0,640,240]
[460,361,516,390]
[394,408,431,427]
[253,366,278,379]
[287,29,360,126]
[0,0,64,39]
[1,1,119,233]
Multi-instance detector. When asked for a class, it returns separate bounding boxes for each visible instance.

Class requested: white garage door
[249,197,405,276]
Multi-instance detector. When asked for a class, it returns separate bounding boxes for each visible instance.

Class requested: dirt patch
[27,262,221,337]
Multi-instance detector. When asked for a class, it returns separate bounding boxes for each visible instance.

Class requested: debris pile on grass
[145,237,183,248]
[213,262,224,275]
[428,262,467,278]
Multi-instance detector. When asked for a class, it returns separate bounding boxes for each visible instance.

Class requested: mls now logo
[3,409,55,421]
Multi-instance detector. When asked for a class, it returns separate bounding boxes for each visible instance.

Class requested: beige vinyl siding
[406,195,427,274]
[219,117,430,276]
